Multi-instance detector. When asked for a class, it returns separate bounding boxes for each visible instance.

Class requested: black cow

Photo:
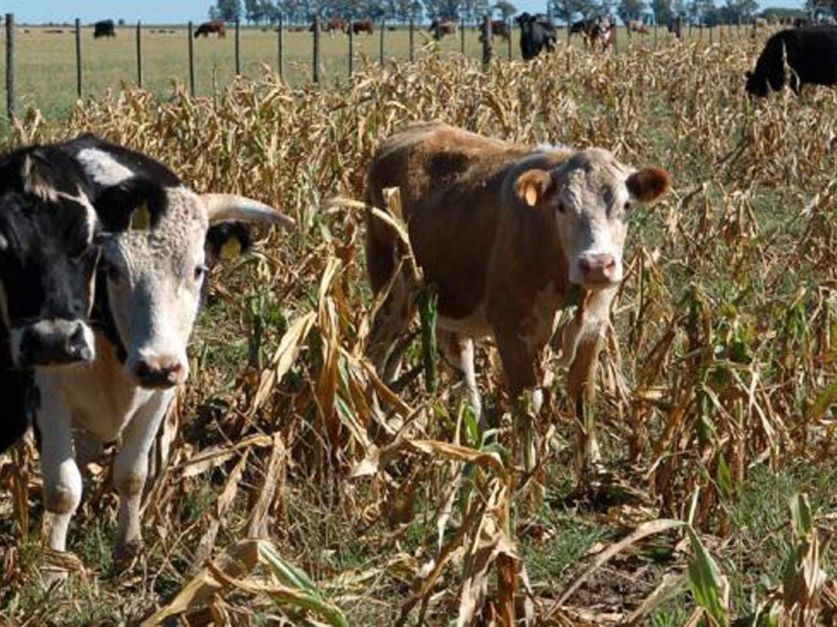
[516,12,556,60]
[0,142,103,450]
[93,19,115,38]
[745,27,837,96]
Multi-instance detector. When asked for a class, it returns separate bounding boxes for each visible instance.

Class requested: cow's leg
[438,329,483,428]
[112,390,174,565]
[494,330,543,473]
[566,289,616,483]
[37,390,81,557]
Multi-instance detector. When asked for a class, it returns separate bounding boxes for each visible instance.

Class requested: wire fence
[1,12,767,121]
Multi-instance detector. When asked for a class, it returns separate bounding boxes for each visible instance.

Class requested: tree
[551,0,598,22]
[210,0,243,21]
[617,0,646,22]
[425,0,462,20]
[493,1,517,19]
[244,0,274,23]
[650,0,672,22]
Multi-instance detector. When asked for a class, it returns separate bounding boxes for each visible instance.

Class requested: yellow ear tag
[524,185,538,207]
[220,237,242,261]
[130,202,151,231]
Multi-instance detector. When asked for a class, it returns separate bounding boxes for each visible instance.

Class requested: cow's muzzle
[133,355,184,389]
[16,319,94,367]
[578,253,618,286]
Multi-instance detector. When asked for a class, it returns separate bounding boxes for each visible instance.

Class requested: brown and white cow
[364,123,670,474]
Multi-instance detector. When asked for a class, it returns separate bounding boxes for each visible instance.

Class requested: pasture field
[2,34,837,625]
[0,23,755,121]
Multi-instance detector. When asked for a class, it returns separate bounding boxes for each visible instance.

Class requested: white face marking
[104,188,209,387]
[56,188,98,245]
[76,148,134,186]
[21,156,60,202]
[8,319,96,368]
[551,151,632,288]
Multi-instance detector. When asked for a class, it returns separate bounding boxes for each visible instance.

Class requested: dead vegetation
[1,37,837,624]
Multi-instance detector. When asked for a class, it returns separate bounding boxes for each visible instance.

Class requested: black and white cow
[0,143,105,452]
[1,135,294,571]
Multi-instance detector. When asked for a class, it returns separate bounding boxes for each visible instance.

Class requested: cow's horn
[201,193,295,228]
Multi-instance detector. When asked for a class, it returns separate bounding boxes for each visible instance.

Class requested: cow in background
[195,20,226,38]
[350,19,374,35]
[430,19,458,39]
[364,122,671,480]
[746,26,837,96]
[93,20,115,38]
[517,12,556,60]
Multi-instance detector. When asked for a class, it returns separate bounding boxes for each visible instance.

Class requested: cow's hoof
[113,540,143,571]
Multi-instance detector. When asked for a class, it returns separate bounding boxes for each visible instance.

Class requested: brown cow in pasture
[429,19,458,39]
[350,19,374,35]
[365,123,671,476]
[195,20,226,38]
[478,19,512,43]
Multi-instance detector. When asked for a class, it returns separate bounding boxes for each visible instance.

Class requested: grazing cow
[570,16,613,50]
[667,15,684,39]
[627,19,649,35]
[93,20,115,38]
[478,20,512,43]
[429,20,458,39]
[0,143,104,452]
[195,20,226,38]
[516,12,557,60]
[310,16,346,36]
[5,135,294,570]
[365,123,670,475]
[350,19,374,35]
[745,26,837,96]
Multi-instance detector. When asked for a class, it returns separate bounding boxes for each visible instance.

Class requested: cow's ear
[515,169,555,207]
[205,222,252,266]
[94,177,167,232]
[627,167,671,203]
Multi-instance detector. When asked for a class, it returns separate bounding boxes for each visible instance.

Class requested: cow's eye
[194,265,208,281]
[624,201,633,214]
[556,200,567,214]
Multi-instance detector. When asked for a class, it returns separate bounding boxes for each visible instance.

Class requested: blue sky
[5,0,803,24]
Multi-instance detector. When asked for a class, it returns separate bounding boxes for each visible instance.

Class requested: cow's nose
[19,320,94,367]
[578,253,617,284]
[134,357,184,389]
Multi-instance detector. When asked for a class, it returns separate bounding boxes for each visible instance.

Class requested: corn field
[1,36,837,625]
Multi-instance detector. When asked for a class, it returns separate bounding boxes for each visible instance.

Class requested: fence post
[482,15,493,64]
[507,19,513,60]
[277,16,283,79]
[379,18,385,64]
[188,22,195,96]
[235,20,241,75]
[348,19,354,77]
[613,19,618,53]
[5,13,14,120]
[709,24,713,44]
[461,19,466,54]
[312,15,320,84]
[136,21,143,87]
[409,17,414,61]
[654,20,658,47]
[75,18,82,98]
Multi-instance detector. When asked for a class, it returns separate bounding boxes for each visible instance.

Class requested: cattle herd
[1,10,836,584]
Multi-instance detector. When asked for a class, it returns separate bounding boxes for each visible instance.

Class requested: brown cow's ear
[515,169,555,207]
[627,167,671,203]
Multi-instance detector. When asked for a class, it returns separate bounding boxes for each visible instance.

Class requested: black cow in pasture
[93,19,115,38]
[745,27,837,96]
[516,12,556,60]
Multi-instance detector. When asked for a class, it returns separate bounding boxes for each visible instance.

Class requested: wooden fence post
[5,13,14,120]
[482,15,493,64]
[409,17,415,61]
[461,19,466,54]
[235,19,241,75]
[348,19,354,76]
[313,15,320,84]
[654,20,658,47]
[136,21,143,87]
[379,18,385,64]
[188,22,195,96]
[507,19,513,60]
[277,16,284,79]
[75,18,82,98]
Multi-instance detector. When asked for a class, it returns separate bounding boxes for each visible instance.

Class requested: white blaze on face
[103,187,209,388]
[553,150,633,288]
